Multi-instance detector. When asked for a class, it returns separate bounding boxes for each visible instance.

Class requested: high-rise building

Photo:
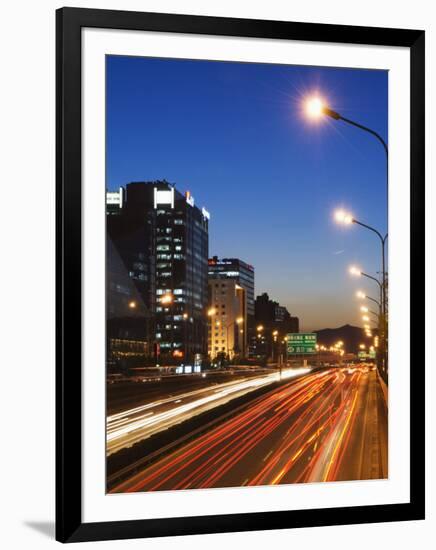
[106,187,124,215]
[207,257,254,361]
[208,279,246,360]
[107,181,210,365]
[208,256,255,322]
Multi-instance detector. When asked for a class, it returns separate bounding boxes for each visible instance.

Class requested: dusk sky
[106,55,388,331]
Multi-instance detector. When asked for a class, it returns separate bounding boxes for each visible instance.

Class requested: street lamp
[335,209,387,332]
[304,96,326,120]
[349,266,383,296]
[334,209,353,225]
[305,94,388,379]
[351,271,386,373]
[356,290,381,309]
[304,95,388,158]
[272,330,279,363]
[183,312,189,363]
[226,317,244,360]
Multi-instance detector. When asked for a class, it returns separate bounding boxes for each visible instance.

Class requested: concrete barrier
[377,371,388,407]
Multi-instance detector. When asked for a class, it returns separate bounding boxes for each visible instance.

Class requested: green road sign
[287,333,317,355]
[358,350,376,360]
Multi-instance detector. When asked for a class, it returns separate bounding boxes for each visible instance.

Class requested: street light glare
[334,209,353,225]
[349,265,361,276]
[356,290,366,299]
[305,96,325,119]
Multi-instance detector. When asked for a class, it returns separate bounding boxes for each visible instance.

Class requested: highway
[107,367,311,455]
[111,366,387,492]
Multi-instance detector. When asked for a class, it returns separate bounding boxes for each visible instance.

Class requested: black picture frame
[56,7,425,543]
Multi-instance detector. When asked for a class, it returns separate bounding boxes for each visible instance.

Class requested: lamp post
[227,317,243,361]
[256,324,264,360]
[335,211,388,334]
[304,96,388,213]
[183,312,189,365]
[356,290,381,311]
[305,95,389,378]
[350,266,386,374]
[272,330,279,364]
[160,292,174,364]
[207,307,217,363]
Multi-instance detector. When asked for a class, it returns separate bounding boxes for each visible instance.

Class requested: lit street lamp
[305,95,389,379]
[350,267,387,372]
[183,312,189,364]
[226,317,243,360]
[335,210,387,336]
[349,265,382,297]
[304,96,388,160]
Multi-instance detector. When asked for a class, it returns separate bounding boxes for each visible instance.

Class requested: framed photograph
[56,7,425,543]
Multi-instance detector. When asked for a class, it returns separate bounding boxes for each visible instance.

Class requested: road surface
[111,366,387,492]
[107,367,310,455]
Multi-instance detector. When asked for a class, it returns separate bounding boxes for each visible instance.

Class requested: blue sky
[107,55,388,331]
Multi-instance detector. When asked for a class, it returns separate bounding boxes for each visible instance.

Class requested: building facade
[208,256,254,360]
[208,257,255,321]
[251,292,300,361]
[106,236,150,371]
[208,279,246,360]
[107,181,210,366]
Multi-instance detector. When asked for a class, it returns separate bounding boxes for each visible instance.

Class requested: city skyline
[106,55,388,331]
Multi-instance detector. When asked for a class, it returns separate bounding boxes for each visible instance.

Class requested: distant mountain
[314,324,377,354]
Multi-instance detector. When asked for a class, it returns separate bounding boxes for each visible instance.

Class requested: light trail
[110,367,387,493]
[107,367,311,455]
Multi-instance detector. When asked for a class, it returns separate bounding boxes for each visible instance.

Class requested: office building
[208,279,246,360]
[107,181,210,365]
[208,256,255,323]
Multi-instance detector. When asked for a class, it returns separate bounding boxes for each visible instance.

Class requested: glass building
[107,181,210,366]
[106,237,150,371]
